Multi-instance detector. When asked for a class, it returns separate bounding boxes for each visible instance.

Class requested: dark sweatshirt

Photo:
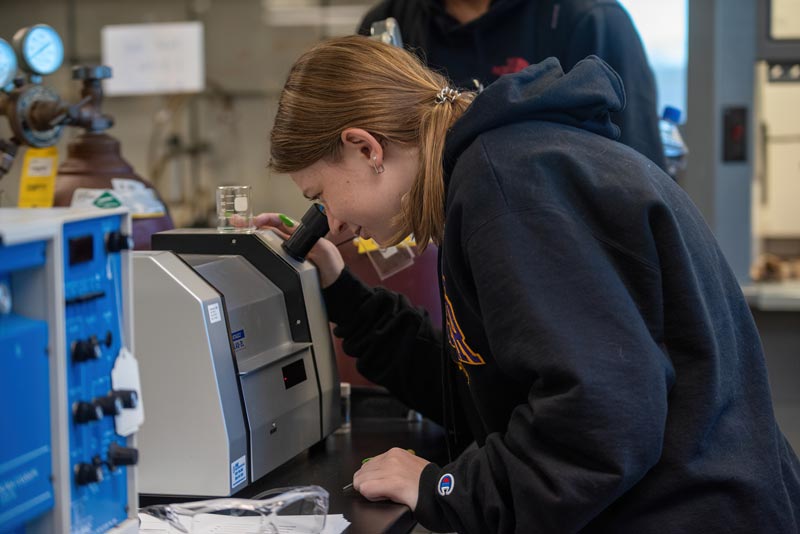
[322,55,800,533]
[359,0,667,171]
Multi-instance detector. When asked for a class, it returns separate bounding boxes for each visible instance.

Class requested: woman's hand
[251,213,345,288]
[352,448,430,510]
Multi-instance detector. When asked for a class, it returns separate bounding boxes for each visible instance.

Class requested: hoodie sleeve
[414,203,674,533]
[321,267,449,424]
[562,3,666,170]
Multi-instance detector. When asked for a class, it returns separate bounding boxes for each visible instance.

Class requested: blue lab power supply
[0,209,139,534]
[63,215,133,533]
[0,240,53,533]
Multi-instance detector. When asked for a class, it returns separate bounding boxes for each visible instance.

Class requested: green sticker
[93,191,122,208]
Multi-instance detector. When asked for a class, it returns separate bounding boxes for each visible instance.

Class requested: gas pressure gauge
[0,38,17,88]
[13,24,64,76]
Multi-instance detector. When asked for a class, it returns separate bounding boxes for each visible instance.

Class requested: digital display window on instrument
[281,359,307,390]
[68,235,94,266]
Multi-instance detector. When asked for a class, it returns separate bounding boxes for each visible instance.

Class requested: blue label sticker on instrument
[231,455,247,488]
[438,473,454,496]
[231,329,246,351]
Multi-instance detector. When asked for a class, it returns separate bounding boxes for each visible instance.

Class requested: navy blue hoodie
[359,0,667,171]
[323,56,800,532]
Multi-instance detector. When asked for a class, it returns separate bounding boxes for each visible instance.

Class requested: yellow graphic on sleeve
[444,291,485,366]
[18,146,58,208]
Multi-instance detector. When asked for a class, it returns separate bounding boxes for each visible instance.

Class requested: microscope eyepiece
[281,203,329,261]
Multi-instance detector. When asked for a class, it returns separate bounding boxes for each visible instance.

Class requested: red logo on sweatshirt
[491,57,531,77]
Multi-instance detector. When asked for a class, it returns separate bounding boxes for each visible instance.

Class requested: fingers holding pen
[351,448,429,510]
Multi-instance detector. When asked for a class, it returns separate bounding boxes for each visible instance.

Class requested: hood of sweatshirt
[443,55,626,181]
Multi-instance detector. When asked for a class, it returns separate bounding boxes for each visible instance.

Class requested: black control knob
[104,330,113,348]
[112,389,138,409]
[73,401,103,424]
[71,335,101,363]
[105,231,132,253]
[75,457,104,485]
[107,442,138,469]
[94,395,123,416]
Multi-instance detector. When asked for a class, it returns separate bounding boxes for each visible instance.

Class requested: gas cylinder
[54,66,173,250]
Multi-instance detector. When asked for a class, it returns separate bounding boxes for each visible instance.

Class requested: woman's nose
[326,213,347,235]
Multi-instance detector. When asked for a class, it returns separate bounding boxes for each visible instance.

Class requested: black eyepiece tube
[281,204,329,261]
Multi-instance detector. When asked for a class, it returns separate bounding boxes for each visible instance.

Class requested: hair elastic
[435,86,461,105]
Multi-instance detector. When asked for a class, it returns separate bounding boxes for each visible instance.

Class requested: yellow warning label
[18,146,58,208]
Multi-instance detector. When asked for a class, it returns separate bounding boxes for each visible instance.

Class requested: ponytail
[270,36,475,250]
[392,92,475,250]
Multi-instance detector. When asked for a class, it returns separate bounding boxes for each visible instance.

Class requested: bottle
[336,382,351,434]
[659,105,688,180]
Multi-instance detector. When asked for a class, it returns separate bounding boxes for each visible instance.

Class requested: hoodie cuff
[414,463,454,533]
[320,267,374,326]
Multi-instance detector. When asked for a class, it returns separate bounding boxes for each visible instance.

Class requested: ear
[341,128,384,169]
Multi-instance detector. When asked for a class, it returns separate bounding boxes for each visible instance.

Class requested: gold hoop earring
[372,155,385,174]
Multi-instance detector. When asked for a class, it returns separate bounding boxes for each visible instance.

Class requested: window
[619,0,688,120]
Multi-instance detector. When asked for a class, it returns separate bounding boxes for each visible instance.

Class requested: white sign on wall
[771,0,800,40]
[101,21,205,96]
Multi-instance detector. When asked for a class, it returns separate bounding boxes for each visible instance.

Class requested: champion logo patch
[438,473,455,496]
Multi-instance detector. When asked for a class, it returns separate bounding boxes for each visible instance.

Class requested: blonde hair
[269,35,474,249]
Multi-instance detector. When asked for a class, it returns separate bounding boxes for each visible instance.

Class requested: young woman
[261,35,800,533]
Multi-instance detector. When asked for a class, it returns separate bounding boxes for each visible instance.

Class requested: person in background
[359,0,667,170]
[259,36,800,533]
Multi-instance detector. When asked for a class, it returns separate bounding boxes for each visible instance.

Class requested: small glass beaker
[216,185,254,232]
